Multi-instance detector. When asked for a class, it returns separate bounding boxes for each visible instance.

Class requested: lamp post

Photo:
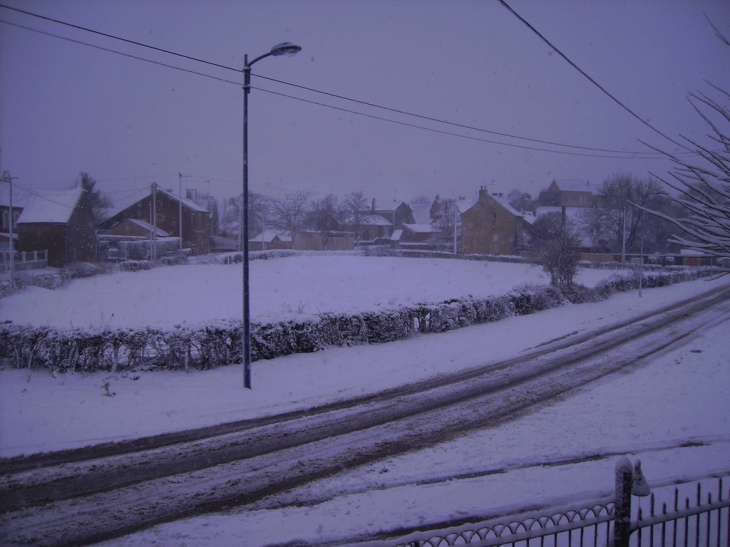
[242,42,301,389]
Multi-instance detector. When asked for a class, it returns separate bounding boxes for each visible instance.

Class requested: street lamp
[242,42,301,389]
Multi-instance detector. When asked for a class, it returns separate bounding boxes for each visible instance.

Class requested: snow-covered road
[2,281,729,547]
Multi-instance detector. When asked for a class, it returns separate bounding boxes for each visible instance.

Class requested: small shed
[17,187,96,267]
[249,231,293,251]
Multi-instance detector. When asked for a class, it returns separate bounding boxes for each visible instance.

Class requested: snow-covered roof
[0,186,30,209]
[107,186,209,218]
[410,202,431,224]
[156,187,209,213]
[456,199,478,214]
[521,212,537,225]
[403,223,437,233]
[490,195,522,217]
[371,197,409,213]
[552,179,593,193]
[391,229,403,241]
[361,214,392,226]
[124,218,169,237]
[17,187,84,224]
[250,230,292,243]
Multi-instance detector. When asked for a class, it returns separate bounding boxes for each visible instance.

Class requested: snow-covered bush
[0,268,718,373]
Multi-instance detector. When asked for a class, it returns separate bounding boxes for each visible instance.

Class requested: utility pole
[178,173,184,250]
[151,182,158,260]
[2,169,17,289]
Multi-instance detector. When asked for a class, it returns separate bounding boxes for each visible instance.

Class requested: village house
[101,185,211,254]
[460,187,525,256]
[370,198,415,230]
[543,179,601,208]
[16,187,97,268]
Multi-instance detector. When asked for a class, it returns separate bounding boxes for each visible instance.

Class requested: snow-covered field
[0,255,627,328]
[1,256,728,547]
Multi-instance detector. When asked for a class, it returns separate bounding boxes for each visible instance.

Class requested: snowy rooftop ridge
[552,179,594,193]
[403,223,437,233]
[17,187,84,224]
[250,230,292,243]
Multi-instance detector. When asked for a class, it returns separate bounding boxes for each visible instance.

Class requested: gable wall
[461,191,523,255]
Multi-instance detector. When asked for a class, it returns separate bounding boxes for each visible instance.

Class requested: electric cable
[0,7,683,159]
[499,0,688,151]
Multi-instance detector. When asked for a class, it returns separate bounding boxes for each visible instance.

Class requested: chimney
[371,198,376,213]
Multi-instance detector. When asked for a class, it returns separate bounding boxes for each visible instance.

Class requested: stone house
[461,187,525,255]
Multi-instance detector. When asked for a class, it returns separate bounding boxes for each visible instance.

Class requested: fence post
[614,457,634,547]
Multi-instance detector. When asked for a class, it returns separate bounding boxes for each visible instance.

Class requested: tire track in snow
[1,285,730,547]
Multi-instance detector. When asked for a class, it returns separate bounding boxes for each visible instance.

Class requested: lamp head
[270,42,302,56]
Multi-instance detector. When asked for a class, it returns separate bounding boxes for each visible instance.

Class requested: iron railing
[363,461,729,547]
[632,479,729,547]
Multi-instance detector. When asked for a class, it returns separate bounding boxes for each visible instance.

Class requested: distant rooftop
[17,187,84,224]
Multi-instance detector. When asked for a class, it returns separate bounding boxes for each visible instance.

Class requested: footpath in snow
[94,276,730,547]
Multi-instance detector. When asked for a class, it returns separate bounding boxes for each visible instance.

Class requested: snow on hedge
[0,253,717,373]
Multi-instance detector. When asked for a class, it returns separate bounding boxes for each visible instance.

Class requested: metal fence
[366,460,728,547]
[632,478,729,547]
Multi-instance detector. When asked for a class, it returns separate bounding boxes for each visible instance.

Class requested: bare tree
[267,189,314,240]
[306,194,344,250]
[578,173,663,259]
[432,198,457,248]
[222,191,267,240]
[508,189,536,212]
[642,87,730,264]
[528,212,582,288]
[342,190,368,247]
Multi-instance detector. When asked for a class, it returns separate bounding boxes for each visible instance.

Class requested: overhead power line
[1,4,691,159]
[253,73,668,158]
[0,19,241,86]
[252,86,664,160]
[0,3,238,73]
[499,0,688,151]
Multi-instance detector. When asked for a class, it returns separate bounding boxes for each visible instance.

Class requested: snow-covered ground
[1,257,728,547]
[90,276,729,547]
[0,255,627,328]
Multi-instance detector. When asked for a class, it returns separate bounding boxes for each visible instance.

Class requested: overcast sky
[1,0,729,207]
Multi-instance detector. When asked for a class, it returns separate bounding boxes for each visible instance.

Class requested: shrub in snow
[0,268,719,374]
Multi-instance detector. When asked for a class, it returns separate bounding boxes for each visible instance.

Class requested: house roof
[250,230,292,243]
[402,223,437,233]
[107,185,209,218]
[491,194,522,217]
[17,187,84,224]
[410,202,432,224]
[464,193,522,217]
[552,179,594,193]
[391,229,403,241]
[361,214,392,226]
[123,218,170,237]
[456,199,478,214]
[371,197,409,213]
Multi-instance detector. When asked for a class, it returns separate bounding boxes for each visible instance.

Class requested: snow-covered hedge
[0,269,717,373]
